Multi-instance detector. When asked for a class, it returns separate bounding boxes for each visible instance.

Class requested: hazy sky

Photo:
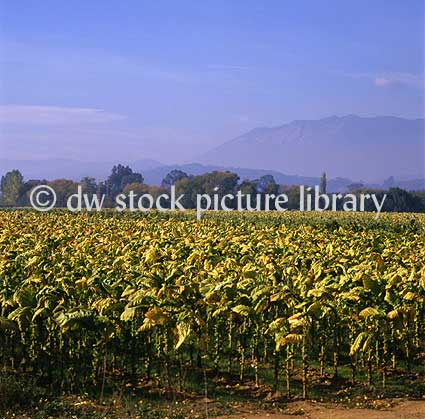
[0,0,423,164]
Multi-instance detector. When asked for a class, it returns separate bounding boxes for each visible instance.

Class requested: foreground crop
[0,210,424,410]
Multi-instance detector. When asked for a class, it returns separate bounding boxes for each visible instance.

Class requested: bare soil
[216,400,425,419]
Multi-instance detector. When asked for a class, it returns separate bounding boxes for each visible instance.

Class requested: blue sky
[0,0,423,163]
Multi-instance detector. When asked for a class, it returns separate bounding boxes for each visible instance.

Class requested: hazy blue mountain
[396,178,425,191]
[0,158,355,191]
[1,114,424,191]
[198,115,425,181]
[142,163,357,192]
[143,163,316,186]
[1,158,423,191]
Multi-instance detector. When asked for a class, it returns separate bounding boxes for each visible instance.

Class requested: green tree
[80,176,97,194]
[257,175,279,195]
[385,187,423,212]
[47,179,79,207]
[280,185,302,210]
[200,171,239,195]
[122,183,167,208]
[0,170,24,206]
[161,170,188,189]
[175,171,239,208]
[319,172,327,194]
[106,165,144,197]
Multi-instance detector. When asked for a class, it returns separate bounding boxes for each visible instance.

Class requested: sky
[0,0,424,164]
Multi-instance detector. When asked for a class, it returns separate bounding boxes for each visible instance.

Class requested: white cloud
[373,73,424,89]
[343,71,424,89]
[0,105,126,126]
[374,77,393,87]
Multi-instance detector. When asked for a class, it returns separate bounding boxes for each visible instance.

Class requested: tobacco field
[0,210,424,406]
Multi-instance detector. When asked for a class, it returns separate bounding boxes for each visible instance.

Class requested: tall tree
[161,170,188,189]
[319,172,327,194]
[47,179,79,207]
[174,171,239,208]
[106,165,144,197]
[80,176,97,194]
[256,175,278,194]
[0,170,24,206]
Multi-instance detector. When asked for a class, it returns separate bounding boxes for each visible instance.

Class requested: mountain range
[198,115,424,181]
[1,115,424,191]
[0,158,423,192]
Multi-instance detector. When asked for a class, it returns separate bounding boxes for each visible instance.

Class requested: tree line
[1,165,424,212]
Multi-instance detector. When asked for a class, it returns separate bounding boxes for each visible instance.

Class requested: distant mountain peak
[198,115,424,181]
